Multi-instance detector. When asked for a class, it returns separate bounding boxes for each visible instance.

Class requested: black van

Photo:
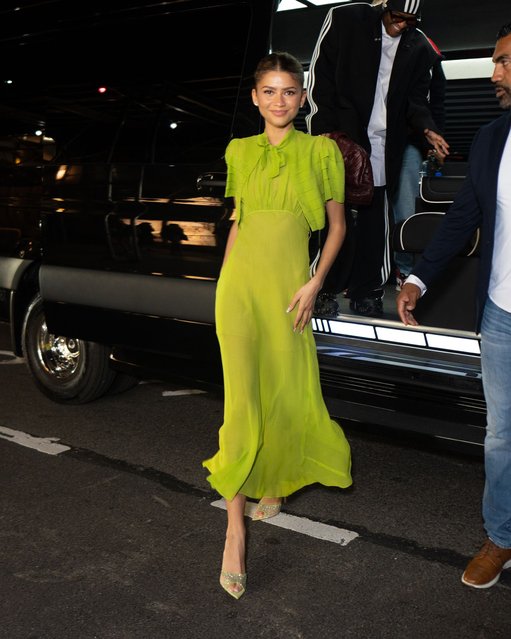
[0,0,505,448]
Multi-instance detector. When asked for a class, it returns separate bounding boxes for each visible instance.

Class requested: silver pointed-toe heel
[220,570,247,599]
[252,497,285,521]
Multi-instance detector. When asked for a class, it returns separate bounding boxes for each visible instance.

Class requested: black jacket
[306,2,441,195]
[413,112,511,332]
[408,37,446,154]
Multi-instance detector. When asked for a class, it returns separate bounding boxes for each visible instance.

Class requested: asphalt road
[0,321,509,639]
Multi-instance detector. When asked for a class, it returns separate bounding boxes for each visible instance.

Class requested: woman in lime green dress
[202,52,352,599]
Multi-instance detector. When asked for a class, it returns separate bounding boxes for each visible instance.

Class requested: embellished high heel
[252,497,285,521]
[220,570,247,600]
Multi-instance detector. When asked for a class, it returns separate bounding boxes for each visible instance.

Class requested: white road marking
[0,426,70,455]
[0,350,24,365]
[161,389,207,397]
[211,498,359,546]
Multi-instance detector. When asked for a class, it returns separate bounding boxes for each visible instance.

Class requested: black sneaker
[349,296,383,318]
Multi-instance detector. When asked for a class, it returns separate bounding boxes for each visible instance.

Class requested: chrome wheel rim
[36,320,82,380]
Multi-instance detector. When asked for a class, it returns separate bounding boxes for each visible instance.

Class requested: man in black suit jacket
[397,22,511,589]
[307,0,448,317]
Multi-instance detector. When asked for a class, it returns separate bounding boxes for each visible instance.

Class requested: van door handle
[196,172,226,194]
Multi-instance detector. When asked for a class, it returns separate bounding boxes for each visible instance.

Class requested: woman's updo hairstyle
[253,51,305,89]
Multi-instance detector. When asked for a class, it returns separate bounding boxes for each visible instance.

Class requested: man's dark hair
[497,23,511,40]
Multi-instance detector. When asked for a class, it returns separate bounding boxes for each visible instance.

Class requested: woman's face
[252,70,306,130]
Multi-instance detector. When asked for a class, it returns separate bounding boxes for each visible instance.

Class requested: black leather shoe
[349,296,383,318]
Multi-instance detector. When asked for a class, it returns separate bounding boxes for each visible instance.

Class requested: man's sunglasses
[389,10,418,26]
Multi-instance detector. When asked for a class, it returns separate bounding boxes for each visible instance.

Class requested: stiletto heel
[220,570,247,599]
[252,497,286,521]
[220,519,246,599]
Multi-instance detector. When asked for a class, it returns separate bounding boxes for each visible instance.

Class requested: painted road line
[211,498,359,546]
[0,426,70,455]
[161,389,207,397]
[0,350,24,365]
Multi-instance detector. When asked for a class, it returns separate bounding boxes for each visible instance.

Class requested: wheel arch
[9,260,41,357]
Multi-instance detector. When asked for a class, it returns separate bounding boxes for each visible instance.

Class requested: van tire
[22,295,117,404]
[106,372,139,396]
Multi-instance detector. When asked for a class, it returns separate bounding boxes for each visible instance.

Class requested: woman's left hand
[287,278,322,333]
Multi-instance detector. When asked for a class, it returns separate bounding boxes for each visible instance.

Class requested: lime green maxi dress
[202,127,352,501]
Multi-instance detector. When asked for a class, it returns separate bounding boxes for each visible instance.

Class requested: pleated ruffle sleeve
[293,134,345,231]
[224,138,238,200]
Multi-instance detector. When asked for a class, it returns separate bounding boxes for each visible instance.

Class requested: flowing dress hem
[204,472,352,502]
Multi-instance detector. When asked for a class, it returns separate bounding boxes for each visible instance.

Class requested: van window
[0,1,269,164]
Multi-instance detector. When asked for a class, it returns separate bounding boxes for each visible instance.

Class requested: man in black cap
[307,0,449,317]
